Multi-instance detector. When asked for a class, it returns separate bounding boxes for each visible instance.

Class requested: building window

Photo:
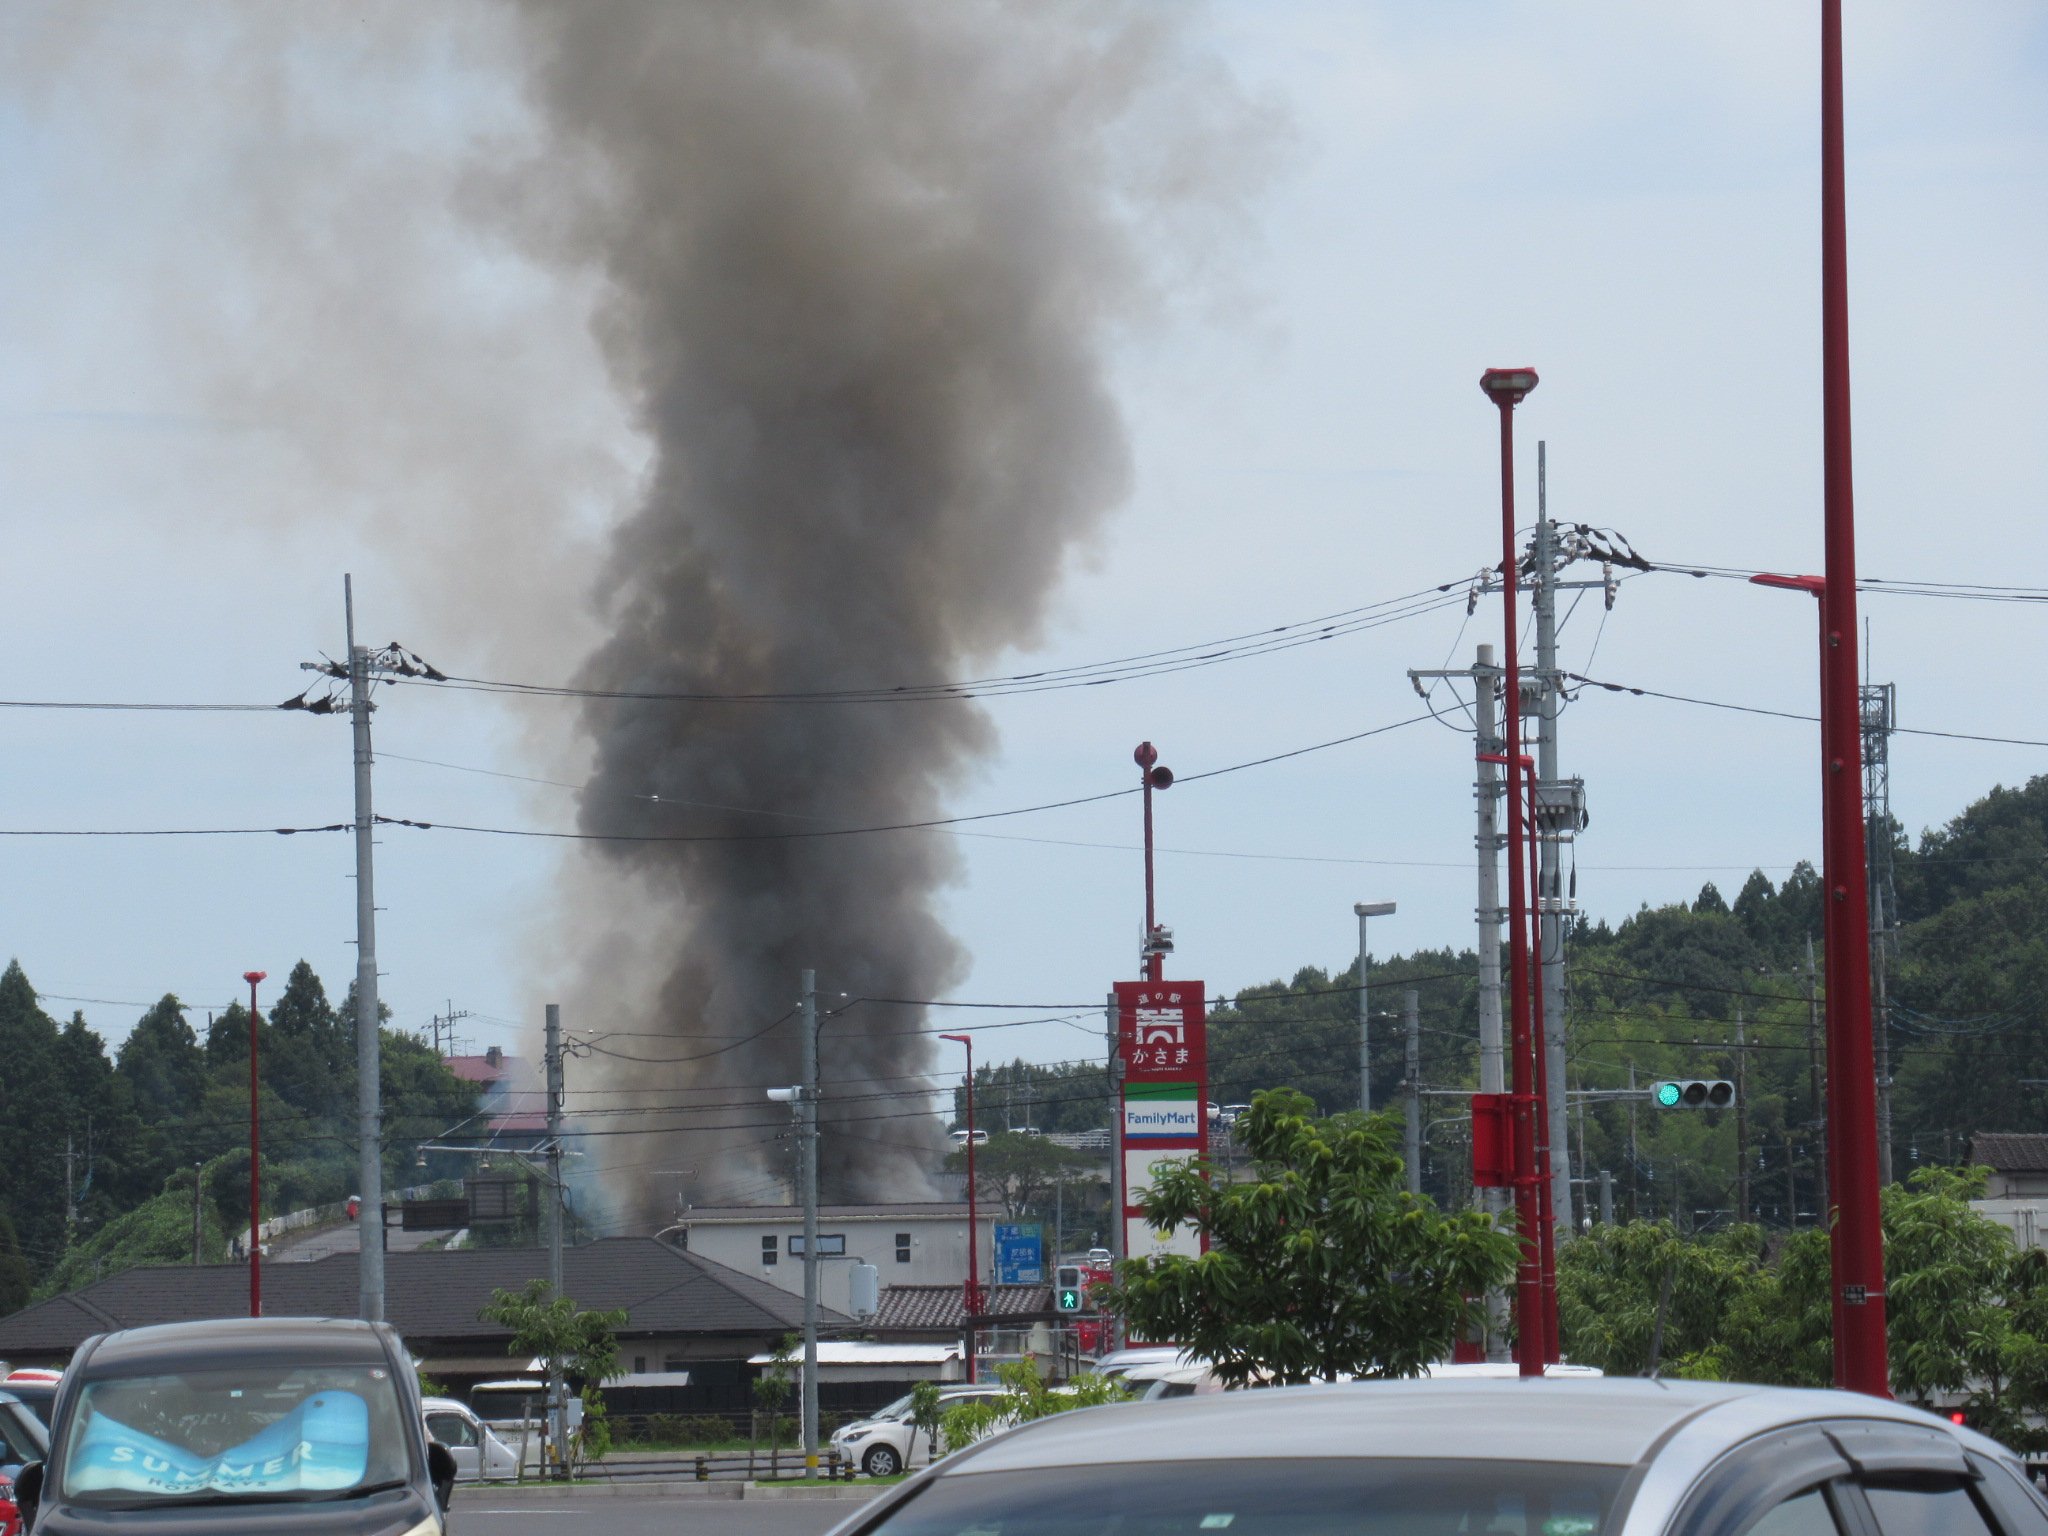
[762,1235,778,1266]
[633,1355,647,1374]
[896,1232,912,1263]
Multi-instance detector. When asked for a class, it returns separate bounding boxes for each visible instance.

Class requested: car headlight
[841,1427,872,1441]
[392,1516,443,1536]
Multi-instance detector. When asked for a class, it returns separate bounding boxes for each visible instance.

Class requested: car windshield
[57,1361,412,1509]
[869,1392,917,1422]
[866,1458,1626,1536]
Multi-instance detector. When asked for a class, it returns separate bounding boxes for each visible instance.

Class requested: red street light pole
[1478,367,1554,1375]
[940,1032,985,1382]
[243,968,267,1318]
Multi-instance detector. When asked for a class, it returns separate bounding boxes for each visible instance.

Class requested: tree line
[0,958,478,1310]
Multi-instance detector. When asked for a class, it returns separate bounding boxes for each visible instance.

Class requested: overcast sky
[2,2,2042,1096]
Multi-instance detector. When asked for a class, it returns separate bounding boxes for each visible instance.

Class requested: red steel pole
[1819,0,1889,1398]
[243,968,266,1317]
[1480,369,1547,1376]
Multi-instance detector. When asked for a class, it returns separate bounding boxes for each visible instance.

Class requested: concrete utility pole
[544,1002,566,1475]
[1355,902,1395,1113]
[799,970,821,1474]
[345,576,386,1325]
[1861,670,1898,1187]
[1735,1006,1750,1226]
[1530,452,1579,1237]
[1403,989,1421,1197]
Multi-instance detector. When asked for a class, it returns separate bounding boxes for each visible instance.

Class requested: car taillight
[0,1471,18,1536]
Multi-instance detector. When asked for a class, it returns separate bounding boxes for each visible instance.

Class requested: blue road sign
[995,1222,1044,1284]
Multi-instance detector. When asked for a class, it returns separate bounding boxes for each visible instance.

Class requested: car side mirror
[14,1460,43,1528]
[426,1442,456,1511]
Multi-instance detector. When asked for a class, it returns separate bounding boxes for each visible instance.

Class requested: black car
[14,1317,454,1536]
[0,1387,53,1434]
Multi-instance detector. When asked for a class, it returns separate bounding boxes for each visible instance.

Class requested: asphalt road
[268,1220,458,1261]
[452,1493,870,1536]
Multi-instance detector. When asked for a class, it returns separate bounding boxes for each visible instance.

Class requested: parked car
[829,1384,1010,1477]
[1124,1362,1223,1401]
[0,1391,49,1536]
[0,1379,56,1433]
[827,1377,2048,1536]
[11,1316,456,1535]
[421,1395,519,1482]
[947,1129,989,1147]
[1087,1345,1189,1382]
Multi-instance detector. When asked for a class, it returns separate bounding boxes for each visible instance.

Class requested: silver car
[829,1377,2048,1536]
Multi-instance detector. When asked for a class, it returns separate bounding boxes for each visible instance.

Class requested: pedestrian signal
[1055,1264,1085,1313]
[1650,1079,1735,1110]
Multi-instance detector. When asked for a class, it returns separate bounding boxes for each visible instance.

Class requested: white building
[670,1203,1001,1319]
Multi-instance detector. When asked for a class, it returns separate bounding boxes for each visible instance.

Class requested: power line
[0,822,350,838]
[1565,671,2048,749]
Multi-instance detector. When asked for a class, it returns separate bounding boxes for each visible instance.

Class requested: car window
[1861,1482,1997,1536]
[1969,1458,2048,1534]
[1743,1488,1845,1536]
[864,1457,1624,1536]
[427,1412,478,1448]
[0,1402,46,1466]
[56,1362,412,1508]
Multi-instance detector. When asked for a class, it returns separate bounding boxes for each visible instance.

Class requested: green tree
[478,1279,627,1472]
[1103,1090,1515,1384]
[752,1333,797,1472]
[0,962,68,1271]
[1557,1220,1763,1376]
[944,1132,1095,1220]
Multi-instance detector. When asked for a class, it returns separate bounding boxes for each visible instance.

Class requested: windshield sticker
[69,1391,370,1496]
[1542,1520,1597,1536]
[1199,1516,1235,1529]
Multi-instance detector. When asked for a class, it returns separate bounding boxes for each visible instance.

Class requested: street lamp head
[1479,367,1540,407]
[1354,901,1397,918]
[765,1086,799,1104]
[243,970,267,986]
[938,1033,971,1047]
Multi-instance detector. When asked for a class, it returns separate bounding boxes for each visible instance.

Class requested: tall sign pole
[1818,0,1889,1397]
[1116,740,1207,1279]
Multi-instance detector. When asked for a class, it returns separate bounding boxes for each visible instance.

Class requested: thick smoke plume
[503,1,1258,1218]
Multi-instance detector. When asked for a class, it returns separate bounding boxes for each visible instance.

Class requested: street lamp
[242,969,266,1318]
[1478,365,1557,1374]
[939,1032,985,1382]
[1353,902,1395,1113]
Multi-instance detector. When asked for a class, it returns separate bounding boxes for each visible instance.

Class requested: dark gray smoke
[501,1,1262,1216]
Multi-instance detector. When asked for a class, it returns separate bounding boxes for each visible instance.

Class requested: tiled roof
[444,1054,517,1085]
[682,1203,977,1223]
[1971,1134,2048,1173]
[870,1284,1051,1333]
[0,1238,849,1360]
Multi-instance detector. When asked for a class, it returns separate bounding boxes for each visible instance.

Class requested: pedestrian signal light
[1055,1264,1084,1313]
[1650,1079,1735,1110]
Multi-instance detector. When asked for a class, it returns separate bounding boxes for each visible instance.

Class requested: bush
[684,1414,739,1444]
[642,1413,687,1444]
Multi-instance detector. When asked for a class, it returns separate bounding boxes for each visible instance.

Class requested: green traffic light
[1059,1289,1080,1310]
[1655,1082,1682,1108]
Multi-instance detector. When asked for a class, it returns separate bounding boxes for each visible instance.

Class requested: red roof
[445,1054,515,1086]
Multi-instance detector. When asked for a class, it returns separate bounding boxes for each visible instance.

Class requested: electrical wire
[1565,671,2048,749]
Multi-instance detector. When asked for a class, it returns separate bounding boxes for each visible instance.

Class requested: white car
[830,1383,1009,1477]
[423,1395,522,1481]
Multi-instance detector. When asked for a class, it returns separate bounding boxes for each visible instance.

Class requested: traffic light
[1054,1264,1084,1313]
[1650,1079,1735,1110]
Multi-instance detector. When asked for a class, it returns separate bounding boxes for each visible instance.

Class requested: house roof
[871,1284,1052,1333]
[0,1238,849,1361]
[681,1203,981,1224]
[1971,1134,2048,1173]
[445,1054,520,1086]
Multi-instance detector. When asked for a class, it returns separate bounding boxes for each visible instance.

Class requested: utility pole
[1734,1005,1750,1226]
[65,1136,77,1236]
[1354,902,1394,1113]
[799,970,820,1474]
[1531,448,1584,1239]
[1861,667,1897,1186]
[1804,936,1828,1217]
[1785,1130,1799,1229]
[345,576,386,1325]
[192,1163,204,1265]
[543,1002,570,1477]
[1598,1169,1614,1227]
[1403,990,1421,1197]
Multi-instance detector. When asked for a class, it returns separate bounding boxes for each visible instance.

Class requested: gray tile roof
[871,1284,1052,1333]
[0,1238,848,1359]
[1971,1134,2048,1173]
